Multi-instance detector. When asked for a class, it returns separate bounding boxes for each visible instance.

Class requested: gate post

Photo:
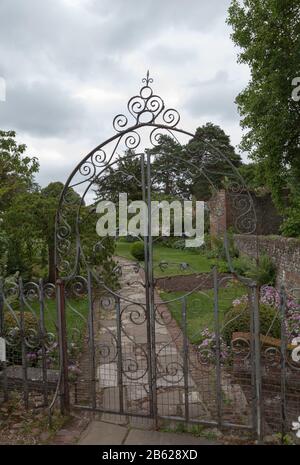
[251,284,263,442]
[280,285,287,442]
[56,278,70,415]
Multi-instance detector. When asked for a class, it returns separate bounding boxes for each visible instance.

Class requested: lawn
[115,240,222,277]
[5,297,89,338]
[159,283,246,344]
[38,297,89,337]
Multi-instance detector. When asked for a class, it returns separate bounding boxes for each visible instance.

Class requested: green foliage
[95,149,145,203]
[185,123,242,201]
[0,130,39,214]
[209,259,230,273]
[238,162,267,190]
[160,283,247,344]
[245,254,276,286]
[4,310,38,365]
[130,241,145,261]
[4,311,37,332]
[206,232,239,261]
[227,1,300,225]
[232,253,276,285]
[0,131,116,284]
[222,302,281,344]
[232,255,253,275]
[280,199,300,237]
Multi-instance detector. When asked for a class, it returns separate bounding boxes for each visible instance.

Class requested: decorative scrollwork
[5,327,21,346]
[231,337,251,360]
[113,71,180,133]
[66,276,88,298]
[98,327,118,364]
[155,304,172,326]
[122,351,148,381]
[159,360,184,384]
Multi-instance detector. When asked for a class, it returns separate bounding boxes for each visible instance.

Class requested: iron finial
[142,70,153,87]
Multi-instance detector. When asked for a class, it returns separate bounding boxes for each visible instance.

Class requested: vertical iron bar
[115,296,124,414]
[182,296,189,422]
[87,271,96,410]
[146,151,157,424]
[39,278,48,406]
[141,153,154,417]
[280,285,287,443]
[213,266,222,427]
[19,278,29,410]
[252,284,263,442]
[0,279,8,401]
[249,288,257,433]
[56,279,70,414]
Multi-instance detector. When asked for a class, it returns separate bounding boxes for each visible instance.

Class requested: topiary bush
[130,241,145,261]
[222,301,281,345]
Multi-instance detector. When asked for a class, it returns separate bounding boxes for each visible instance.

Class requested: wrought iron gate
[52,73,300,439]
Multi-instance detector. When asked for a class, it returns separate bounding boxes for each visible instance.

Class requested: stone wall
[234,234,300,290]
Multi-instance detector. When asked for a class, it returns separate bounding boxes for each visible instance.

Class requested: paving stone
[157,390,182,416]
[97,363,118,388]
[128,416,156,430]
[103,386,128,411]
[124,428,219,445]
[126,384,148,401]
[187,391,201,403]
[78,421,127,445]
[187,403,207,419]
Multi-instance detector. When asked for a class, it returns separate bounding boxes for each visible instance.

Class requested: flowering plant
[232,286,300,343]
[198,328,230,364]
[68,363,82,382]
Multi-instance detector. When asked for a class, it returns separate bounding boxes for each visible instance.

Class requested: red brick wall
[208,189,283,237]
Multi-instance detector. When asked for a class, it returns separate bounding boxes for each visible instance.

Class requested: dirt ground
[155,272,232,292]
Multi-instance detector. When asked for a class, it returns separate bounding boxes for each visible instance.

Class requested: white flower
[292,416,300,438]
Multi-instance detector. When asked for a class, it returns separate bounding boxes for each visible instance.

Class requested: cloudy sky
[0,0,250,187]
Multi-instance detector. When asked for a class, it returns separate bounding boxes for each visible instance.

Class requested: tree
[147,136,185,197]
[0,130,39,279]
[0,130,39,213]
[95,149,144,203]
[184,123,242,200]
[37,182,77,283]
[3,190,41,280]
[227,0,300,233]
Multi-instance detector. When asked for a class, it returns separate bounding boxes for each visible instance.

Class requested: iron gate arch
[54,73,261,431]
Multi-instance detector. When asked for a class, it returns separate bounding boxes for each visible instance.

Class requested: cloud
[184,70,241,121]
[0,79,87,137]
[0,0,250,188]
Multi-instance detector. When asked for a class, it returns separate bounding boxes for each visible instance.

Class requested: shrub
[4,311,39,366]
[208,232,239,260]
[4,310,37,332]
[245,254,276,286]
[130,241,145,261]
[222,302,281,344]
[232,256,253,276]
[209,259,230,273]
